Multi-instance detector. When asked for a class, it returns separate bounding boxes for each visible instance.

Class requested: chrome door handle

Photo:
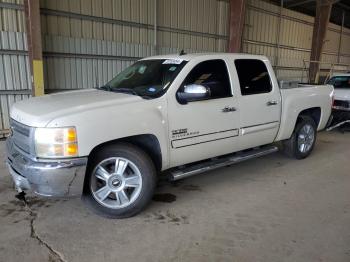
[222,106,237,113]
[267,100,278,106]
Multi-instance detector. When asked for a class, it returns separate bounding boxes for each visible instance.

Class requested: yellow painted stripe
[33,59,44,96]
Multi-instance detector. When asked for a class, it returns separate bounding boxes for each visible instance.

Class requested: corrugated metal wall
[243,0,350,82]
[39,0,229,90]
[0,0,30,135]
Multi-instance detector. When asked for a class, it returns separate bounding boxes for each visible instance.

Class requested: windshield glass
[101,59,187,98]
[327,76,350,89]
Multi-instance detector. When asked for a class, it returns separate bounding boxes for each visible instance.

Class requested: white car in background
[327,74,350,121]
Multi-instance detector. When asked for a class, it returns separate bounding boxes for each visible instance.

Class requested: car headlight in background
[35,127,78,158]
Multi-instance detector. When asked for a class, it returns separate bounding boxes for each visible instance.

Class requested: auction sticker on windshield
[163,58,184,65]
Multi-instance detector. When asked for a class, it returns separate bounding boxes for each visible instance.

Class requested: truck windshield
[327,76,350,89]
[100,59,187,98]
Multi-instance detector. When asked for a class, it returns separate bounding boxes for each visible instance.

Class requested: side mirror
[177,84,210,104]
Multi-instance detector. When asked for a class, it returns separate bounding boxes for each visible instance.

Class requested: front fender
[46,97,170,170]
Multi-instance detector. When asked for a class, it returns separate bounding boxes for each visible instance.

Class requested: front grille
[10,119,32,154]
[333,100,349,108]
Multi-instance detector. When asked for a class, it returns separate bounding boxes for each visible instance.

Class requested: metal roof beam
[336,2,350,10]
[286,0,315,8]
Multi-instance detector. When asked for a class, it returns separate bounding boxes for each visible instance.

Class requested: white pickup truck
[6,53,333,218]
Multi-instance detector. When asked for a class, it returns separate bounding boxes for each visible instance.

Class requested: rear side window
[235,59,272,95]
[182,59,232,99]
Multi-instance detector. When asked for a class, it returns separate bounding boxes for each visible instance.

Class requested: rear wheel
[82,143,156,218]
[282,115,317,159]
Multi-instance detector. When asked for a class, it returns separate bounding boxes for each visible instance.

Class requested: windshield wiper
[110,87,139,96]
[96,85,111,91]
[97,86,150,99]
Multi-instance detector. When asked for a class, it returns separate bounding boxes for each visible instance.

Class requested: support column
[337,11,345,63]
[24,0,44,96]
[228,0,246,53]
[153,0,158,55]
[309,0,334,84]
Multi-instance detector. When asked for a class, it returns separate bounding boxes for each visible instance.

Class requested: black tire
[282,115,317,159]
[82,143,156,218]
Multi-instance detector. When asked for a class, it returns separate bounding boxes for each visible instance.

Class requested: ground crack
[16,193,68,262]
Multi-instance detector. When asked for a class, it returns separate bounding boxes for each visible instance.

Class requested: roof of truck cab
[141,53,269,62]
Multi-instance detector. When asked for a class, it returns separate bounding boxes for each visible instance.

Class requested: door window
[179,59,232,100]
[235,59,272,95]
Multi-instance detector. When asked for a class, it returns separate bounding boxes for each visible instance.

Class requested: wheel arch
[276,106,321,141]
[297,107,321,128]
[87,134,162,172]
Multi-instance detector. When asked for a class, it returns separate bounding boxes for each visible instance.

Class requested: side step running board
[169,145,279,181]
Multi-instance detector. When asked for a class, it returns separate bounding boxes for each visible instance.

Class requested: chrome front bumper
[6,137,88,197]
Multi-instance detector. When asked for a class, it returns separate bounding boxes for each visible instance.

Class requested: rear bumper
[6,137,87,197]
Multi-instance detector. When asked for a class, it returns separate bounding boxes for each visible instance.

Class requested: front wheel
[282,115,317,159]
[82,143,156,218]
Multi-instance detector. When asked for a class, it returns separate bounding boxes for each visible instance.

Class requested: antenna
[179,49,186,56]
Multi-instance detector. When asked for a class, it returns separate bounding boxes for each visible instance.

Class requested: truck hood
[10,89,143,127]
[334,88,350,101]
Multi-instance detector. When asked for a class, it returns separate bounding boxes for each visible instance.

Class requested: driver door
[167,59,241,167]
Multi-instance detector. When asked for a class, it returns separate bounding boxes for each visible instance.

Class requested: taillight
[330,90,335,108]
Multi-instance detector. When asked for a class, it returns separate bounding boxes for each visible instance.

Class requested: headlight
[35,127,78,158]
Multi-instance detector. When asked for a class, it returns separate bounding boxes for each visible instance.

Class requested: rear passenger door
[234,59,281,149]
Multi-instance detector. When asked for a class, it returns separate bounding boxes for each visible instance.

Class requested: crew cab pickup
[6,53,333,218]
[327,73,350,121]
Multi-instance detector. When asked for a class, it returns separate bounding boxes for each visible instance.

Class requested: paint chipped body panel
[6,53,333,197]
[6,137,87,197]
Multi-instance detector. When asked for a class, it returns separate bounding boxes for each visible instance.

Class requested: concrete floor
[0,131,349,262]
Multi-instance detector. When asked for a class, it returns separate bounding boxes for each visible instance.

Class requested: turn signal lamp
[35,127,79,158]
